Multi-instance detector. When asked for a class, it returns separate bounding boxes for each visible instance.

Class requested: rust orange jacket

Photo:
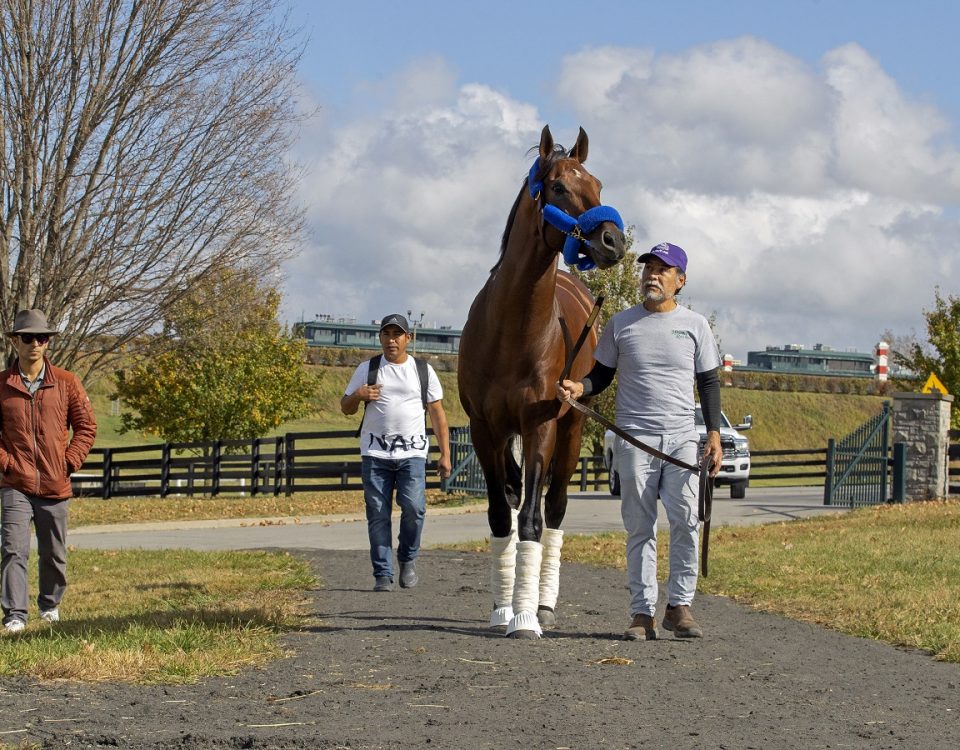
[0,358,98,500]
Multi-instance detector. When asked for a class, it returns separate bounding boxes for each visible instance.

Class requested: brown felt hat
[7,309,59,336]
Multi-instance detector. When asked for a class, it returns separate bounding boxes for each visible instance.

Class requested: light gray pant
[1,487,69,624]
[616,431,700,617]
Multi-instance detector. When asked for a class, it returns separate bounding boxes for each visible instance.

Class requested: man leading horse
[557,242,723,640]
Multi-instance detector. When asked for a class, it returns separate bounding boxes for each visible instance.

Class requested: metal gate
[824,401,904,507]
[443,425,487,496]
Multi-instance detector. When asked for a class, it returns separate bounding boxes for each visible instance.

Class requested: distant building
[743,343,874,378]
[295,315,461,354]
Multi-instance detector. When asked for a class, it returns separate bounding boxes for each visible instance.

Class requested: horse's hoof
[537,606,557,629]
[507,629,540,640]
[505,610,543,638]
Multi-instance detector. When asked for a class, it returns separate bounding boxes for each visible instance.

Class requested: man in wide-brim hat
[1,309,97,635]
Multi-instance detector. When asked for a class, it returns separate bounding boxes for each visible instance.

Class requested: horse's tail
[504,435,523,510]
[506,435,558,503]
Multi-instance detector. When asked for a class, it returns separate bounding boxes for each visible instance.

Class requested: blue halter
[528,158,624,271]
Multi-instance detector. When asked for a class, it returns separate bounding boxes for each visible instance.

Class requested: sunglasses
[18,334,50,345]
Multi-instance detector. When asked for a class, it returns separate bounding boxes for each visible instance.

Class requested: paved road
[66,485,845,550]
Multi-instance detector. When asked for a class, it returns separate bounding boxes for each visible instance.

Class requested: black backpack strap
[413,357,429,410]
[355,355,383,437]
[366,354,382,386]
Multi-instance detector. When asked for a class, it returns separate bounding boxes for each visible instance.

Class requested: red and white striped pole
[875,341,889,382]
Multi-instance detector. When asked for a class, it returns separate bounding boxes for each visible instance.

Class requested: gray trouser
[1,487,69,624]
[617,430,700,617]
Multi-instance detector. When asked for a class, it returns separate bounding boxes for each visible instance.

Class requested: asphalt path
[66,485,846,551]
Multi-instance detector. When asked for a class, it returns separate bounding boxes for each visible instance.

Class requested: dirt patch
[2,549,958,749]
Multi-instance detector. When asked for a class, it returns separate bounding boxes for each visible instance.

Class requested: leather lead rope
[559,295,604,384]
[565,398,700,473]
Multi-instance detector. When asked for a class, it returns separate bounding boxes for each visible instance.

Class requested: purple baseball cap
[637,242,687,273]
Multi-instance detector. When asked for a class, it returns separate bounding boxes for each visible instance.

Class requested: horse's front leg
[507,422,555,639]
[470,420,518,629]
[536,408,585,628]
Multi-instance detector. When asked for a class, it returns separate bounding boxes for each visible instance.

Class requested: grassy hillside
[719,389,887,451]
[87,364,886,452]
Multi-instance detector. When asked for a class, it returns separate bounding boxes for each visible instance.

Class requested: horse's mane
[490,143,570,273]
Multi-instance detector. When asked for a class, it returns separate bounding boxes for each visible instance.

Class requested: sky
[278,0,960,361]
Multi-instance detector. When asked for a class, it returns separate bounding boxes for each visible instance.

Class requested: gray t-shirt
[594,303,721,434]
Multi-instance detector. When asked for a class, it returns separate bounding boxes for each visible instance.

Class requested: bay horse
[458,126,626,639]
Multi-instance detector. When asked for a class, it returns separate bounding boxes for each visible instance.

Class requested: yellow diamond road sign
[922,373,949,395]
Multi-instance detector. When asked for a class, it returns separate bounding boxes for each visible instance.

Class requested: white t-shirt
[345,356,444,459]
[594,303,720,435]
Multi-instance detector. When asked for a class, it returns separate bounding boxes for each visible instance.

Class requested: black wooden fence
[74,430,614,499]
[73,429,859,501]
[948,429,960,496]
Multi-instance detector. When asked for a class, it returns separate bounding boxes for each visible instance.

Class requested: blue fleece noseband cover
[528,158,624,271]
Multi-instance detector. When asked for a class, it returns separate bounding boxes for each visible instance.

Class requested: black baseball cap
[379,314,410,333]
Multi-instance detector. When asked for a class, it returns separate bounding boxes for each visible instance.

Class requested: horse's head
[532,125,626,270]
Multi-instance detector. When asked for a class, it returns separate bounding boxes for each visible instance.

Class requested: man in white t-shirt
[557,243,723,640]
[341,314,451,592]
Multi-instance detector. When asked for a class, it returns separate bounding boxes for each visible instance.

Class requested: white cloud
[286,62,544,329]
[283,41,960,361]
[824,43,960,203]
[551,39,960,356]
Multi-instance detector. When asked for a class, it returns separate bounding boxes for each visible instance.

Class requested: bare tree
[0,0,304,380]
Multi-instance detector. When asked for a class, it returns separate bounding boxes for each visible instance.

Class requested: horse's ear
[539,125,554,161]
[569,127,589,164]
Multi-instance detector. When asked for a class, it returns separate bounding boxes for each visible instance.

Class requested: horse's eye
[551,182,566,195]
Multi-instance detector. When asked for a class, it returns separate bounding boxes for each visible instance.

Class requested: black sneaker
[399,561,419,588]
[373,576,393,592]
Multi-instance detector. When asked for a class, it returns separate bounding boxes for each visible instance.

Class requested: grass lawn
[0,549,314,683]
[445,499,960,664]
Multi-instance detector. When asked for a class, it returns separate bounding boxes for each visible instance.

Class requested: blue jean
[361,456,426,580]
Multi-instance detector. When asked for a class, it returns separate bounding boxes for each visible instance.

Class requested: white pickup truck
[603,406,753,498]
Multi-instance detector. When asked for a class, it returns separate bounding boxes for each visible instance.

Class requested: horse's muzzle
[591,227,627,269]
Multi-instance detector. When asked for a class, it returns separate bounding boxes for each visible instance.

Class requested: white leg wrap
[489,531,517,627]
[506,541,543,637]
[538,528,564,611]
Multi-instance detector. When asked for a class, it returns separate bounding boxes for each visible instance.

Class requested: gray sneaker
[3,618,25,634]
[373,576,393,592]
[40,608,60,623]
[399,561,419,588]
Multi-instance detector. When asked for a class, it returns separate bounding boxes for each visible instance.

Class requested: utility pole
[407,310,425,355]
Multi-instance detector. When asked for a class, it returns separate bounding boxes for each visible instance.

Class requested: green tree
[895,288,960,426]
[1,0,303,380]
[114,270,318,444]
[571,228,641,455]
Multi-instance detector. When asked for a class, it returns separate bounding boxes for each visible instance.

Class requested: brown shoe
[623,613,658,641]
[662,604,703,638]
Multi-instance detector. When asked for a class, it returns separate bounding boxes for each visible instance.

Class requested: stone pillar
[891,392,953,501]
